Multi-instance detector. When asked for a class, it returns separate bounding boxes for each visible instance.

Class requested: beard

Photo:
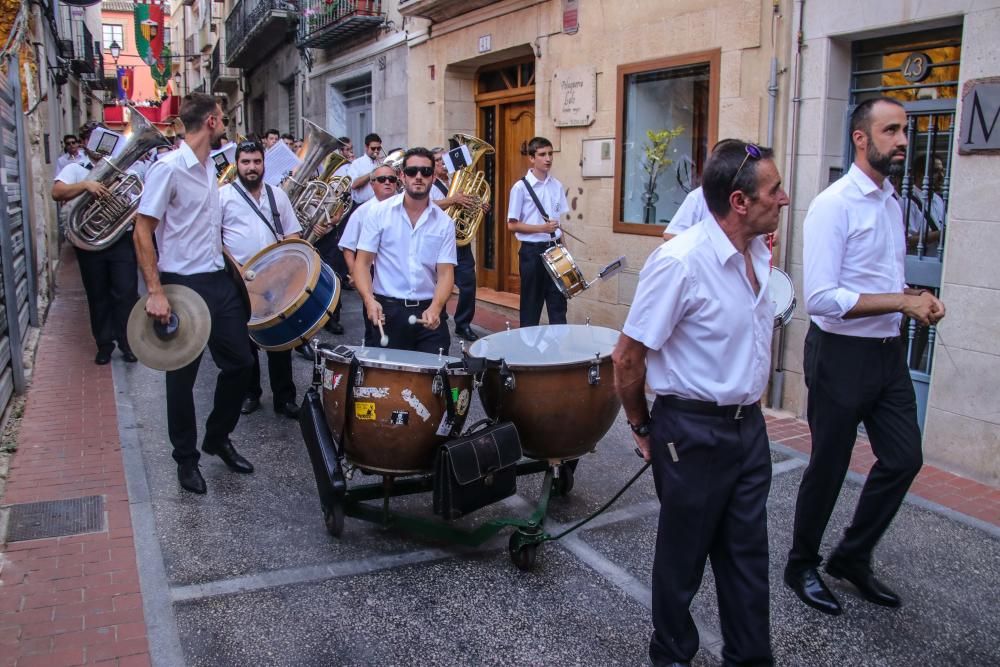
[866,141,906,178]
[238,172,262,191]
[404,184,429,200]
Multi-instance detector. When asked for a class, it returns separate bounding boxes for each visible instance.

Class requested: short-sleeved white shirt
[56,151,88,172]
[338,196,379,253]
[623,220,773,405]
[220,182,301,264]
[54,162,92,185]
[348,154,377,204]
[429,178,449,202]
[507,170,568,243]
[356,193,457,300]
[136,142,224,275]
[664,187,709,236]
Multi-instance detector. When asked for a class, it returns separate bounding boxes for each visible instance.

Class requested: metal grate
[4,495,105,542]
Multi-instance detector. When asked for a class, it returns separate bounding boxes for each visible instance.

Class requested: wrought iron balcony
[69,23,95,75]
[225,0,297,70]
[297,0,384,50]
[210,44,240,94]
[82,49,109,90]
[397,0,500,22]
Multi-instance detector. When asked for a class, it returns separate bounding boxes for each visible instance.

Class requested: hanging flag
[134,2,165,68]
[116,66,135,101]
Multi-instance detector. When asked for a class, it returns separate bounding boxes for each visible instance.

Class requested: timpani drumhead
[345,346,464,373]
[467,324,619,369]
[243,239,320,326]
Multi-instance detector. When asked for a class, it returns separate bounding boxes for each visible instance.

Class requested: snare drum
[466,324,621,461]
[769,267,796,329]
[319,346,473,475]
[242,239,341,351]
[542,244,587,299]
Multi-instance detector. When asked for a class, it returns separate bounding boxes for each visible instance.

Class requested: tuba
[281,120,344,243]
[445,134,494,247]
[65,109,171,251]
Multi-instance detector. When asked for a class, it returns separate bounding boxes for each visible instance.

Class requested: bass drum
[319,346,474,475]
[467,324,621,461]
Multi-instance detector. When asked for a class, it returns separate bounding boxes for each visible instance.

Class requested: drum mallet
[407,315,429,326]
[377,321,389,347]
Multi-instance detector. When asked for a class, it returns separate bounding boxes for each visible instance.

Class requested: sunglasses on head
[402,166,434,178]
[374,175,399,184]
[730,143,762,190]
[238,140,263,152]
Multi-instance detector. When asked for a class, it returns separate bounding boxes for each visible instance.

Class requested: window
[103,24,124,51]
[613,51,719,236]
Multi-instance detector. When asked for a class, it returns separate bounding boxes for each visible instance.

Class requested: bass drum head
[467,324,620,369]
[243,239,321,326]
[768,267,796,328]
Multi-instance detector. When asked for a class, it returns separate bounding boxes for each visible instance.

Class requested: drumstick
[407,315,428,326]
[377,321,388,347]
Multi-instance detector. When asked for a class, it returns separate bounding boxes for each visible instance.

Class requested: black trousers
[649,398,772,667]
[454,244,476,328]
[161,270,254,465]
[787,324,922,573]
[366,295,450,354]
[247,342,295,408]
[76,232,139,353]
[315,221,348,323]
[518,241,567,327]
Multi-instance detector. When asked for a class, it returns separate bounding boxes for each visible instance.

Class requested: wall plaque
[551,66,596,128]
[959,78,1000,155]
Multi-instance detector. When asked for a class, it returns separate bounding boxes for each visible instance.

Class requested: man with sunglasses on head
[134,93,255,495]
[613,140,788,667]
[785,96,945,616]
[348,133,382,206]
[352,148,456,353]
[56,134,88,171]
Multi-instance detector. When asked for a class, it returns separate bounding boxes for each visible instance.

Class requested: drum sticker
[354,386,390,399]
[389,410,409,426]
[321,368,337,391]
[456,389,471,417]
[400,389,431,422]
[436,413,455,437]
[355,402,376,421]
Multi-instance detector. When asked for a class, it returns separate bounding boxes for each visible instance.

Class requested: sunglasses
[215,114,230,127]
[238,140,263,152]
[730,143,762,190]
[374,175,399,184]
[66,140,78,145]
[402,166,434,178]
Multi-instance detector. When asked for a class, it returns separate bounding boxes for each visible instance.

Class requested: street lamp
[109,40,121,66]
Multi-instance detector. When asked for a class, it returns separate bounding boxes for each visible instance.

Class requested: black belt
[519,240,558,248]
[375,294,432,308]
[809,322,900,345]
[656,395,759,421]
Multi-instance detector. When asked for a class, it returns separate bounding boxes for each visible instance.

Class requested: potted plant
[639,126,685,224]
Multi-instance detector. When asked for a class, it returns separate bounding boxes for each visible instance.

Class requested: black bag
[433,420,522,520]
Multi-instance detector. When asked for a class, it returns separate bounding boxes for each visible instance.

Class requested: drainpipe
[769,0,805,410]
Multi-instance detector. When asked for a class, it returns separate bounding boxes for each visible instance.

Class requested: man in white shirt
[219,139,304,420]
[613,141,787,667]
[507,137,570,327]
[661,186,708,241]
[353,148,457,353]
[56,134,88,172]
[786,96,945,616]
[135,93,256,495]
[903,155,946,258]
[348,133,382,205]
[262,129,280,150]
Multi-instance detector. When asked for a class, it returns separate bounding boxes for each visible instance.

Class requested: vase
[641,191,659,225]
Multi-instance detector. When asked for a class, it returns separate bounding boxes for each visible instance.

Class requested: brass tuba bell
[445,133,494,248]
[283,120,349,243]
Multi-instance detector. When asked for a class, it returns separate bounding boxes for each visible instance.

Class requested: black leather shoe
[826,558,901,608]
[202,438,254,474]
[121,349,138,363]
[177,463,206,494]
[324,320,344,335]
[95,349,112,365]
[296,345,315,361]
[784,566,842,615]
[241,396,261,415]
[275,401,299,419]
[455,325,479,342]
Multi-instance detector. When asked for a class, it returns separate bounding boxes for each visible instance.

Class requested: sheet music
[264,141,301,186]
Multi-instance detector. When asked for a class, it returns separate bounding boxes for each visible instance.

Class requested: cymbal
[126,285,211,371]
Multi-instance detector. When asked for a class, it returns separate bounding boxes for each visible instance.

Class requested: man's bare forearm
[431,265,454,315]
[133,214,162,294]
[612,334,651,425]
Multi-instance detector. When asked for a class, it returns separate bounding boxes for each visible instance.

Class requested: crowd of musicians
[53,92,944,667]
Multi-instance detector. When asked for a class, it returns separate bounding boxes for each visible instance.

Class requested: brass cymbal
[126,285,211,371]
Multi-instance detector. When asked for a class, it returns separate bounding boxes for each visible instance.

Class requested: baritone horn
[446,134,494,247]
[281,120,344,243]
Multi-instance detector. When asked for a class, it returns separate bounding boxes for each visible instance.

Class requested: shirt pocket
[418,232,448,265]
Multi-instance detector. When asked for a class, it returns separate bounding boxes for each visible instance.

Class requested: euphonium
[381,148,406,171]
[445,133,495,247]
[65,108,171,251]
[281,120,343,243]
[217,134,247,186]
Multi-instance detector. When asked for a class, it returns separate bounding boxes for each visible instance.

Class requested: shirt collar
[848,163,894,201]
[525,169,549,186]
[703,218,771,270]
[178,141,208,171]
[389,192,443,228]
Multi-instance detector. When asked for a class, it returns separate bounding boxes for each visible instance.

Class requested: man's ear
[728,190,750,216]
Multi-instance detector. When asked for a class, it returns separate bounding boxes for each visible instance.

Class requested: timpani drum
[541,244,587,299]
[768,267,796,329]
[242,238,341,350]
[467,324,621,461]
[319,346,474,475]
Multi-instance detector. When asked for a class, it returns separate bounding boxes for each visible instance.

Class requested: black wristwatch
[629,419,651,437]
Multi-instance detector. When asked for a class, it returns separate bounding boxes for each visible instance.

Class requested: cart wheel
[323,502,344,538]
[554,462,575,496]
[508,533,538,571]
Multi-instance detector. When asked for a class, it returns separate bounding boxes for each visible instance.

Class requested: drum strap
[233,182,282,242]
[521,177,557,241]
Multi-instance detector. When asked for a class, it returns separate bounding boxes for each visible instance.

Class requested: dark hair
[527,136,553,156]
[702,140,775,217]
[78,121,100,141]
[179,93,219,132]
[264,129,280,139]
[235,140,265,161]
[401,147,435,170]
[63,134,77,143]
[281,132,294,141]
[337,136,351,147]
[364,133,382,146]
[850,96,905,137]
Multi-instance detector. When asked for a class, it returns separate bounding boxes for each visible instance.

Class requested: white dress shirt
[348,154,377,204]
[137,142,224,275]
[905,192,945,235]
[429,178,449,202]
[507,170,568,243]
[54,162,91,185]
[665,187,709,236]
[56,151,88,172]
[333,161,351,179]
[356,193,457,300]
[803,163,907,338]
[220,182,301,264]
[338,196,378,253]
[623,220,773,406]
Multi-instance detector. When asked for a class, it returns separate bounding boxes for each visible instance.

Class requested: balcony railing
[397,0,500,22]
[184,35,195,59]
[70,22,95,75]
[81,47,108,90]
[225,0,297,70]
[210,44,240,93]
[298,0,383,50]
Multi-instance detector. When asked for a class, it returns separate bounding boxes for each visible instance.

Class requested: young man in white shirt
[135,93,256,495]
[353,148,457,353]
[262,129,280,150]
[614,141,788,667]
[507,136,569,328]
[786,96,945,616]
[348,133,382,206]
[56,134,88,172]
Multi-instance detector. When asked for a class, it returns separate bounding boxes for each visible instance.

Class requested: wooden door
[496,100,535,293]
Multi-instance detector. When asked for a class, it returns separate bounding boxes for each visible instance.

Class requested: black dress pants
[649,399,772,667]
[518,241,567,327]
[454,244,476,328]
[75,232,139,353]
[314,232,345,323]
[367,295,450,354]
[247,342,295,408]
[160,270,254,465]
[787,324,923,572]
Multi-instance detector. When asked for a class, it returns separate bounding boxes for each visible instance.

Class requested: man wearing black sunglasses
[56,134,87,172]
[352,148,456,353]
[614,140,788,667]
